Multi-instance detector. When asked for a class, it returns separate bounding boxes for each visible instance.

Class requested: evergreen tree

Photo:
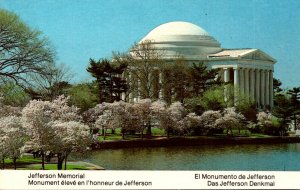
[272,94,293,136]
[273,78,283,94]
[87,59,127,103]
[171,58,191,103]
[189,62,220,97]
[287,87,300,131]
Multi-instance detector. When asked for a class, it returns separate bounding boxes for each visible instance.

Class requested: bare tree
[113,40,164,100]
[28,62,73,100]
[0,9,55,87]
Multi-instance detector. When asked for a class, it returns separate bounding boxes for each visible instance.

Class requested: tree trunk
[57,153,64,170]
[146,125,151,136]
[103,129,106,140]
[294,114,297,131]
[2,158,4,170]
[102,127,105,136]
[112,129,115,134]
[147,121,152,137]
[122,132,125,140]
[13,157,17,170]
[167,128,170,139]
[141,130,144,140]
[64,152,68,170]
[41,151,45,170]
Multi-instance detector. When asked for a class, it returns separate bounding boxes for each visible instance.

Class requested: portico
[208,49,276,108]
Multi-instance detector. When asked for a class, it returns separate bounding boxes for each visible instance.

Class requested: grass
[24,163,88,170]
[4,155,40,165]
[97,127,165,141]
[249,133,272,138]
[95,127,275,142]
[3,154,101,170]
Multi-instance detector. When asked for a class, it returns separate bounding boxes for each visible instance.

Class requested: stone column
[270,71,274,108]
[224,68,230,102]
[224,68,230,83]
[265,70,270,106]
[128,73,133,103]
[255,69,260,107]
[234,68,239,104]
[234,68,239,87]
[260,69,265,107]
[137,79,141,102]
[244,68,249,98]
[121,72,126,101]
[159,71,163,100]
[240,68,245,95]
[250,69,255,101]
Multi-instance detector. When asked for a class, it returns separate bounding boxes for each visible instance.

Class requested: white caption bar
[0,171,300,189]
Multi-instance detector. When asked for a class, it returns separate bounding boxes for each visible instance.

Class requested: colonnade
[124,70,164,102]
[124,66,274,108]
[223,67,274,108]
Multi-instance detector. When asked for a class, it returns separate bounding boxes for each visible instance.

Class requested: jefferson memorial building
[130,21,276,108]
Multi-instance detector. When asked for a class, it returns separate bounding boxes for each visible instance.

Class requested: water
[84,143,300,170]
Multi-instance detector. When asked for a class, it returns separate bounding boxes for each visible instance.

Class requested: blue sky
[1,0,300,88]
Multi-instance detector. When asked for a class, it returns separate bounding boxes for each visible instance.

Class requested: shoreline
[91,136,300,150]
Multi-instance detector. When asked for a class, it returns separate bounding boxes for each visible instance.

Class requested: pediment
[241,49,276,63]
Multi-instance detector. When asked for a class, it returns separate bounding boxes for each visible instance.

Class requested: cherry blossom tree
[94,101,138,139]
[82,103,105,125]
[257,111,272,127]
[113,102,139,139]
[0,121,8,169]
[22,99,56,169]
[214,116,240,135]
[223,107,246,134]
[152,101,186,138]
[256,111,279,135]
[52,121,91,170]
[95,110,114,140]
[22,95,84,170]
[200,110,222,134]
[168,102,187,135]
[214,107,246,135]
[0,116,27,169]
[150,100,167,124]
[50,95,81,122]
[182,113,202,135]
[132,99,153,136]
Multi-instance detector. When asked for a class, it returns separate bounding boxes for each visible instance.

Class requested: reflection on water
[84,143,300,170]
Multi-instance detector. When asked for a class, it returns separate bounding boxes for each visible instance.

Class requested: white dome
[139,21,222,60]
[142,21,210,38]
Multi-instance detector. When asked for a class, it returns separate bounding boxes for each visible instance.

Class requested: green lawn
[249,133,272,138]
[3,154,101,170]
[24,163,88,170]
[4,155,40,165]
[97,127,165,141]
[95,127,274,141]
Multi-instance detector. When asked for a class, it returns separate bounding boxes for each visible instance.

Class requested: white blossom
[52,121,91,154]
[183,112,202,130]
[200,110,222,129]
[21,95,82,153]
[257,111,272,127]
[0,116,27,163]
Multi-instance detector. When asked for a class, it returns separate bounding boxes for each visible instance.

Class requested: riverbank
[91,136,300,150]
[2,154,104,170]
[23,161,104,170]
